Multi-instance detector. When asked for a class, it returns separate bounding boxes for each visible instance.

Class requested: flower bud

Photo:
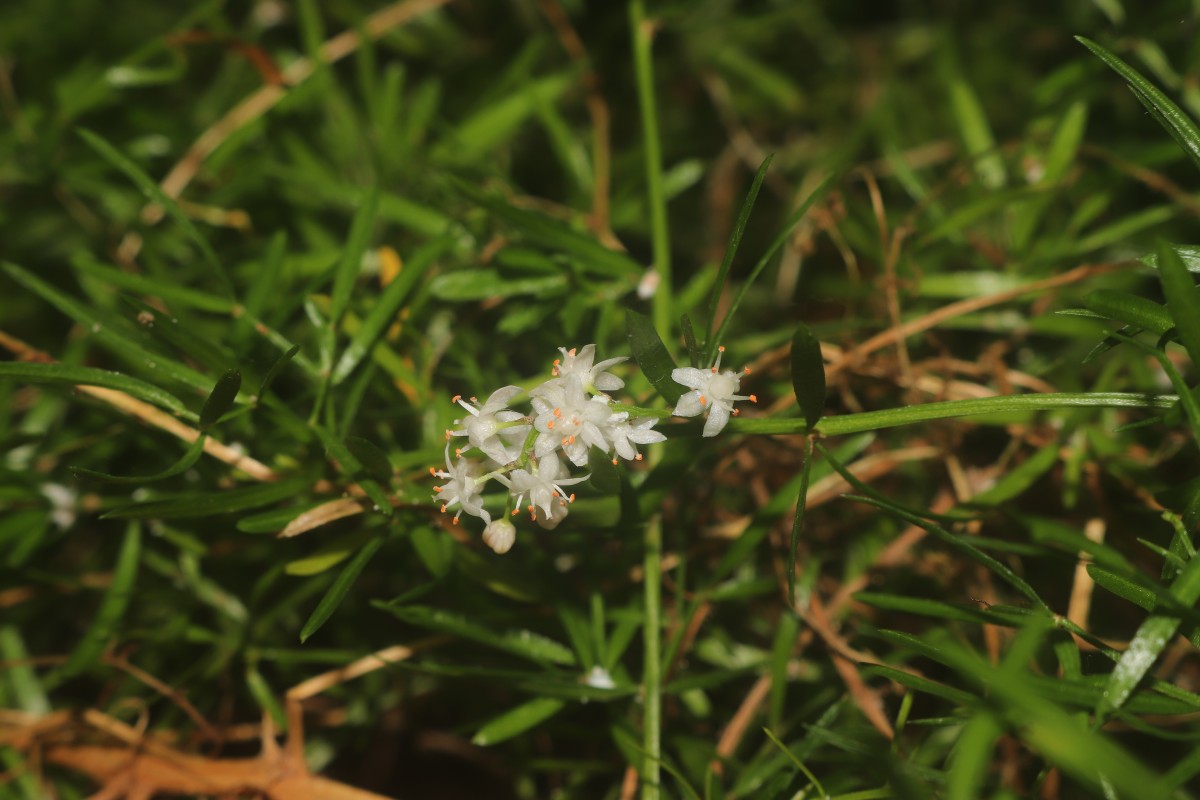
[482,518,517,554]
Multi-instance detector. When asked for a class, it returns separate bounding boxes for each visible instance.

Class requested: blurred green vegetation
[4,1,1200,798]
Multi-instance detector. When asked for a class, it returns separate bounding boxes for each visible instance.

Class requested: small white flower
[430,446,490,524]
[601,414,666,462]
[500,453,587,525]
[482,518,517,554]
[551,344,627,393]
[584,665,616,690]
[530,374,612,466]
[41,483,78,530]
[449,386,530,463]
[671,346,757,437]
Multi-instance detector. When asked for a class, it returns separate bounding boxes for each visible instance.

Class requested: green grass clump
[4,3,1200,799]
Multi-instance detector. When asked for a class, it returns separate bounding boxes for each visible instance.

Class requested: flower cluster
[430,345,666,553]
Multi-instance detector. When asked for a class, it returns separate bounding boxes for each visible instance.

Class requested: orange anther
[568,435,576,445]
[612,458,619,465]
[547,420,555,429]
[440,505,447,513]
[433,486,443,492]
[743,367,752,375]
[554,408,563,417]
[553,359,561,367]
[749,394,758,403]
[451,394,462,403]
[718,346,725,353]
[455,448,463,457]
[429,467,436,476]
[635,453,644,461]
[699,395,707,406]
[711,367,718,374]
[732,408,740,416]
[569,493,576,502]
[511,508,520,516]
[452,517,460,525]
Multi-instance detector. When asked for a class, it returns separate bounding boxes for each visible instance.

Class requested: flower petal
[702,402,731,437]
[673,391,704,417]
[671,367,708,390]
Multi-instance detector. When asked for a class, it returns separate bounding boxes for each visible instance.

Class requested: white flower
[551,344,627,393]
[430,446,490,524]
[41,483,78,530]
[671,346,757,437]
[449,386,530,463]
[482,518,517,554]
[601,414,666,462]
[499,453,587,525]
[530,374,612,466]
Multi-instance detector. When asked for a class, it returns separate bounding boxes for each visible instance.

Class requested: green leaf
[966,442,1059,506]
[256,344,299,403]
[1156,239,1200,368]
[1077,37,1200,176]
[455,179,642,279]
[729,392,1178,437]
[72,434,206,485]
[319,434,393,517]
[344,437,393,485]
[472,697,567,746]
[711,171,839,350]
[626,308,683,404]
[786,436,813,607]
[789,323,826,431]
[286,530,375,577]
[77,128,234,299]
[329,186,380,327]
[1083,288,1173,335]
[199,369,241,430]
[332,238,447,384]
[245,663,288,732]
[2,262,213,395]
[430,269,566,301]
[300,535,384,643]
[1140,243,1200,274]
[849,494,1050,612]
[104,475,311,519]
[949,76,1006,188]
[59,523,140,678]
[1098,550,1200,717]
[0,361,187,415]
[374,603,576,666]
[946,711,1002,800]
[705,154,772,352]
[71,255,235,313]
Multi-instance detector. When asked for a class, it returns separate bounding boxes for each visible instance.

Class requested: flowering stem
[641,513,663,800]
[630,0,672,343]
[729,392,1178,437]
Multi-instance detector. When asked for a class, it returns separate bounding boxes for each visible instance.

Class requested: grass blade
[704,154,772,358]
[329,186,380,328]
[77,128,234,299]
[786,436,813,607]
[0,361,186,415]
[373,603,576,666]
[1156,239,1200,369]
[58,523,140,679]
[72,434,206,485]
[711,172,839,349]
[1077,36,1200,176]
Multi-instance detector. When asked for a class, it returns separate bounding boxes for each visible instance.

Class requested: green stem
[731,392,1177,437]
[641,513,663,800]
[631,0,671,342]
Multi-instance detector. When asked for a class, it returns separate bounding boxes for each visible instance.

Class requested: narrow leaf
[199,369,241,430]
[104,475,310,519]
[1084,288,1173,335]
[73,434,206,484]
[1077,37,1200,176]
[374,603,576,666]
[1156,239,1200,368]
[0,361,186,415]
[345,437,394,485]
[786,436,814,607]
[329,186,380,327]
[705,154,772,353]
[77,129,234,298]
[789,323,826,431]
[256,345,299,403]
[472,697,567,746]
[59,523,140,678]
[626,308,683,404]
[300,535,385,642]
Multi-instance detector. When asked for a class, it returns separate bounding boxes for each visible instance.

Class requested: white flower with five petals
[430,446,490,524]
[530,374,612,466]
[498,453,588,526]
[449,386,530,463]
[671,347,756,437]
[551,344,627,394]
[601,414,666,462]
